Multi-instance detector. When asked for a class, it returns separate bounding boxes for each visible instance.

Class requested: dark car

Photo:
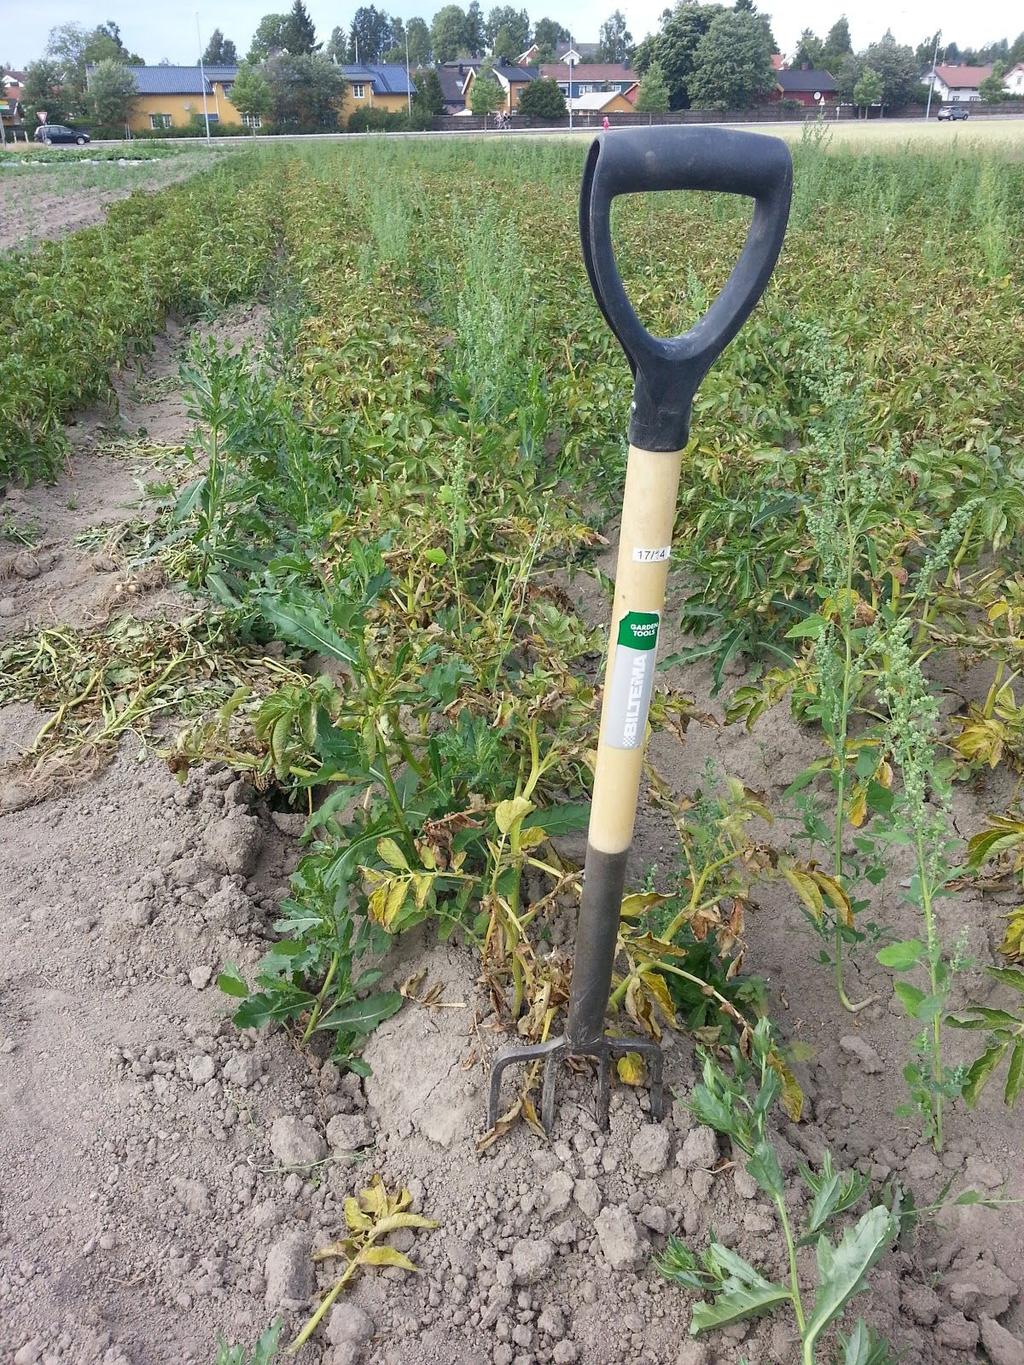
[937,105,970,121]
[34,124,91,145]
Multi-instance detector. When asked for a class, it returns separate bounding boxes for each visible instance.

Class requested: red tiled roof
[934,64,993,88]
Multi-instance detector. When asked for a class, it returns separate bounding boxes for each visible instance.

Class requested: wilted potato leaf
[617,1052,646,1086]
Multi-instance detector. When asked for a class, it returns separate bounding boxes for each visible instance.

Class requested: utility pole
[196,13,212,142]
[568,37,574,132]
[925,29,941,119]
[406,28,412,115]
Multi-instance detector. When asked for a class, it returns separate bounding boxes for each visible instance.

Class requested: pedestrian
[602,115,610,131]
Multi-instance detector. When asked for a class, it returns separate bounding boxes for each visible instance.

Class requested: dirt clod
[269,1115,327,1168]
[264,1228,313,1310]
[593,1204,645,1269]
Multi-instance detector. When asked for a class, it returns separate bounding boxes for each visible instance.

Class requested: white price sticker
[632,546,671,563]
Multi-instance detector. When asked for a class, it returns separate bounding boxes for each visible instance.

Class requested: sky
[3,0,1021,69]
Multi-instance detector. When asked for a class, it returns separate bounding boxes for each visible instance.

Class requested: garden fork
[488,126,792,1134]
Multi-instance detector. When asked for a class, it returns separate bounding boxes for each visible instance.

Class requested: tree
[980,62,1007,102]
[634,58,670,112]
[637,3,725,109]
[470,72,503,113]
[229,62,273,128]
[264,51,344,128]
[406,18,433,65]
[495,28,524,61]
[248,14,290,61]
[533,17,569,59]
[431,5,470,62]
[860,31,919,109]
[87,59,137,129]
[349,6,393,61]
[821,16,852,71]
[21,59,71,126]
[517,75,566,116]
[915,32,940,68]
[412,66,445,114]
[791,29,824,69]
[836,52,862,103]
[598,11,633,63]
[280,0,319,53]
[1010,32,1024,66]
[853,67,882,116]
[465,2,486,56]
[689,8,775,109]
[45,21,143,113]
[326,27,348,62]
[202,29,238,64]
[485,7,530,54]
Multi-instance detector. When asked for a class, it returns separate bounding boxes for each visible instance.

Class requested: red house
[768,63,839,107]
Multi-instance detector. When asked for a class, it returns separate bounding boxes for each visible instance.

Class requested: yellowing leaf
[848,784,867,829]
[518,825,548,850]
[344,1197,372,1232]
[359,1246,420,1272]
[781,865,825,924]
[377,837,409,870]
[496,796,534,835]
[372,1212,440,1237]
[617,1052,646,1086]
[359,1176,390,1218]
[620,892,668,919]
[768,1052,804,1123]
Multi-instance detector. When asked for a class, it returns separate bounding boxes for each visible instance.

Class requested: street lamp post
[196,13,212,142]
[568,40,574,132]
[406,29,412,116]
[925,30,941,120]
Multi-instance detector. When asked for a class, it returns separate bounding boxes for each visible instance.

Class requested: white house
[1005,63,1024,96]
[925,63,992,102]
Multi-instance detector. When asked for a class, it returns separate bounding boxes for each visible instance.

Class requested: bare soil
[0,154,221,252]
[1,319,1023,1365]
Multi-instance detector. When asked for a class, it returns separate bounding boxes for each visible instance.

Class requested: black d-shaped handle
[580,126,793,452]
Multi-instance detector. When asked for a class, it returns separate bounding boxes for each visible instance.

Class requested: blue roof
[337,64,415,95]
[94,65,239,95]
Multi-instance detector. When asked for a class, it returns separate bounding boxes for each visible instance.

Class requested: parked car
[34,124,90,145]
[937,105,970,121]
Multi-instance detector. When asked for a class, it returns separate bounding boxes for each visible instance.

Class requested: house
[1002,62,1024,96]
[462,64,539,112]
[336,64,415,121]
[769,65,839,106]
[102,65,247,132]
[566,90,636,114]
[438,60,482,113]
[925,64,993,102]
[517,41,599,66]
[540,63,638,101]
[1,72,27,136]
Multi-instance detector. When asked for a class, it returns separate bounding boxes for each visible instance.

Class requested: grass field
[2,130,1024,1363]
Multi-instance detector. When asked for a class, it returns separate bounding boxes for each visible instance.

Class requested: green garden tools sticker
[603,610,660,750]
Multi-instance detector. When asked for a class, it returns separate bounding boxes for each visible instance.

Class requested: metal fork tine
[596,1049,612,1130]
[541,1051,559,1134]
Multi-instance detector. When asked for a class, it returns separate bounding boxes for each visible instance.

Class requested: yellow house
[97,65,249,133]
[567,89,637,115]
[337,65,415,122]
[463,64,540,113]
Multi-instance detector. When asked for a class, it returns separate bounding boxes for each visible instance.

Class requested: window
[352,83,365,99]
[149,113,172,129]
[242,113,262,128]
